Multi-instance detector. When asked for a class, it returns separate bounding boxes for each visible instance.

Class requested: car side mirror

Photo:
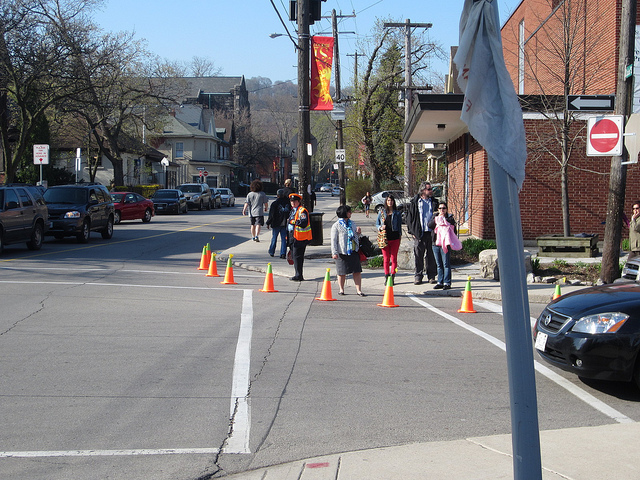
[89,199,99,205]
[6,201,18,210]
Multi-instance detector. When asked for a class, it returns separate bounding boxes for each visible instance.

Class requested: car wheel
[142,209,152,223]
[77,220,90,243]
[375,204,384,213]
[26,222,44,250]
[101,216,114,239]
[114,210,122,225]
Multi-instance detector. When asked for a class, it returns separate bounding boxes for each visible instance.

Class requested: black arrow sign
[567,95,615,112]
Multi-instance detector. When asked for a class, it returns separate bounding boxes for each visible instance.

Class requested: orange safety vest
[292,207,312,241]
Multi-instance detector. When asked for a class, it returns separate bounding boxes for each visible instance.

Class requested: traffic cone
[553,283,562,300]
[457,276,477,313]
[206,252,220,277]
[259,263,278,292]
[315,268,337,301]
[378,275,399,308]
[198,245,209,270]
[220,255,237,285]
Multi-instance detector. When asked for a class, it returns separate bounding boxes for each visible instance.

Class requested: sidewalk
[216,211,636,479]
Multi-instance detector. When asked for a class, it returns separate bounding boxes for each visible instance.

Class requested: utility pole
[332,9,351,205]
[346,51,361,92]
[601,0,637,283]
[384,20,432,197]
[297,0,312,208]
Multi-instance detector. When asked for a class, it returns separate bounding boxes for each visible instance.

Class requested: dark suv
[44,184,114,243]
[0,184,49,252]
[178,183,213,210]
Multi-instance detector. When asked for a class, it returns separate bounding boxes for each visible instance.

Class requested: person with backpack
[266,189,291,259]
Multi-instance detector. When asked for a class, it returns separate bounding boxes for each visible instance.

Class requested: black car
[533,282,640,388]
[151,189,188,214]
[43,184,114,243]
[0,185,49,252]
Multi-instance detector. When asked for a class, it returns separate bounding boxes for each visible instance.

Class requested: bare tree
[504,0,613,236]
[188,56,221,77]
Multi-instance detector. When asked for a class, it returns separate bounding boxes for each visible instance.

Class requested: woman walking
[376,194,402,285]
[331,205,366,296]
[361,192,373,218]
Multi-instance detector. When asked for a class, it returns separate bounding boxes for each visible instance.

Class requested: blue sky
[92,0,522,89]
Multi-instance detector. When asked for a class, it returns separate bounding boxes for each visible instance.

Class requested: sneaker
[434,284,444,289]
[255,237,260,242]
[443,285,451,290]
[414,278,423,285]
[429,278,437,284]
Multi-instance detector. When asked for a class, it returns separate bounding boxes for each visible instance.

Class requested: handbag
[287,249,294,265]
[377,229,388,249]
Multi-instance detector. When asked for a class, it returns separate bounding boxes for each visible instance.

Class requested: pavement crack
[0,295,48,336]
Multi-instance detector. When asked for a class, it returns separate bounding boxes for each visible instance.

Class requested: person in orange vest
[287,193,312,281]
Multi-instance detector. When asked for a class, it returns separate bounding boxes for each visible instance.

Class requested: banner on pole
[310,36,334,111]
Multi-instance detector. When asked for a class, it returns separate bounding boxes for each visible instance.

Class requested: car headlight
[192,194,200,199]
[571,312,629,334]
[64,211,81,219]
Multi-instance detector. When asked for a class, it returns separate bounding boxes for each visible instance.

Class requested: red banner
[310,36,334,111]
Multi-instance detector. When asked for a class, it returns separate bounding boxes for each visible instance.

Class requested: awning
[403,94,467,144]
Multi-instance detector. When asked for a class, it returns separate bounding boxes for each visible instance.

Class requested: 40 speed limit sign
[335,149,346,163]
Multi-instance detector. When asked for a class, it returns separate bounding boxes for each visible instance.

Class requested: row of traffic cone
[197,244,483,310]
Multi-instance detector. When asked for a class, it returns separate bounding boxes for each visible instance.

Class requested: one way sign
[567,95,615,112]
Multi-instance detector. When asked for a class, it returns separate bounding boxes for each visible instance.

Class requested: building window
[518,20,525,95]
[175,142,184,159]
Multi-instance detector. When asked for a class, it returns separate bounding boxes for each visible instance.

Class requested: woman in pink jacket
[427,202,461,290]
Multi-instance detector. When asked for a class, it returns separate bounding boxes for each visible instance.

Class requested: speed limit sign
[335,149,346,163]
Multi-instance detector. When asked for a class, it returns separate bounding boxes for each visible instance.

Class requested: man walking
[405,181,439,285]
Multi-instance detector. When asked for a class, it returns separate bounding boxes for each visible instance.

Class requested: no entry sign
[587,115,623,156]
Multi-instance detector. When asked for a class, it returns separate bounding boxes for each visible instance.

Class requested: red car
[110,192,154,224]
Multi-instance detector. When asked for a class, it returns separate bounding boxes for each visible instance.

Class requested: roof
[183,76,245,96]
[161,116,220,143]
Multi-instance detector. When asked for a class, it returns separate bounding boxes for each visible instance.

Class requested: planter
[536,234,599,258]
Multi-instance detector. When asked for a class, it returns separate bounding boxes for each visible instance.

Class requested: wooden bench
[536,234,599,258]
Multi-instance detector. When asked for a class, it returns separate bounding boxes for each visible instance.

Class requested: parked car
[215,188,235,207]
[314,183,324,192]
[44,184,114,243]
[371,190,407,213]
[533,281,640,388]
[331,186,343,197]
[151,189,187,214]
[178,183,213,210]
[110,192,154,224]
[320,183,334,192]
[0,184,49,252]
[622,257,640,281]
[211,189,222,209]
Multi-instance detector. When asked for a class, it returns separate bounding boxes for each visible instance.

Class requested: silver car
[215,188,235,207]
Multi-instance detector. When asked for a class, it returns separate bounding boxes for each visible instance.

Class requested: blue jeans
[269,226,288,256]
[432,244,451,285]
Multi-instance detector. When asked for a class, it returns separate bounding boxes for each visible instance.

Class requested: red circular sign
[589,118,620,153]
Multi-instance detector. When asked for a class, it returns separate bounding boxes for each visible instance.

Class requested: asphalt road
[1,195,639,480]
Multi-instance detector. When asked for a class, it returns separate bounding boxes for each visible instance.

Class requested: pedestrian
[331,204,366,296]
[629,202,640,261]
[428,202,461,290]
[405,181,439,285]
[376,194,402,285]
[287,193,312,281]
[361,191,373,218]
[309,189,317,213]
[266,189,291,258]
[282,178,295,198]
[242,179,268,242]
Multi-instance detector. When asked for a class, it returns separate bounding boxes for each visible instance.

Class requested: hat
[289,193,302,201]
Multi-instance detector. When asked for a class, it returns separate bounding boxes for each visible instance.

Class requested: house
[404,0,640,241]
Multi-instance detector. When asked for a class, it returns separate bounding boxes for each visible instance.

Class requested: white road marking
[0,448,219,458]
[409,295,634,424]
[223,289,253,454]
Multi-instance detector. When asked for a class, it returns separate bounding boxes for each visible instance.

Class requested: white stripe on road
[0,448,219,458]
[409,295,633,424]
[223,289,253,454]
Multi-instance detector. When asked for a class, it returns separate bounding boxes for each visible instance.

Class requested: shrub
[461,238,496,257]
[367,255,384,268]
[345,178,372,206]
[622,238,630,251]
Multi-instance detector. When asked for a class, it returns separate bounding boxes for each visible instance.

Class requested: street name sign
[567,95,615,112]
[587,115,623,156]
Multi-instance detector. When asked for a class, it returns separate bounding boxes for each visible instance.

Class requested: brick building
[405,0,640,241]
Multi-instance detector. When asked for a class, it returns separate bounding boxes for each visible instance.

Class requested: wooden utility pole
[297,0,311,208]
[601,0,637,283]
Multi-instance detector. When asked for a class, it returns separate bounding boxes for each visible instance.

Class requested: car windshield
[179,185,201,193]
[111,193,125,202]
[154,191,178,199]
[44,188,87,204]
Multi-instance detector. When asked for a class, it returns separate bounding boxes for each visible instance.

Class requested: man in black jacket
[405,181,439,285]
[266,189,291,258]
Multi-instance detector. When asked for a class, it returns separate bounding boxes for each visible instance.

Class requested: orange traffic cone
[259,263,278,292]
[198,245,209,270]
[378,275,399,308]
[457,277,477,313]
[552,283,562,300]
[220,255,237,285]
[315,268,337,301]
[206,252,220,277]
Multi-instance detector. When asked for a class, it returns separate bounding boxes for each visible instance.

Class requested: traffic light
[289,0,326,24]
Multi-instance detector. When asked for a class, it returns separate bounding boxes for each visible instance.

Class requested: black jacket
[266,197,291,228]
[405,194,439,238]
